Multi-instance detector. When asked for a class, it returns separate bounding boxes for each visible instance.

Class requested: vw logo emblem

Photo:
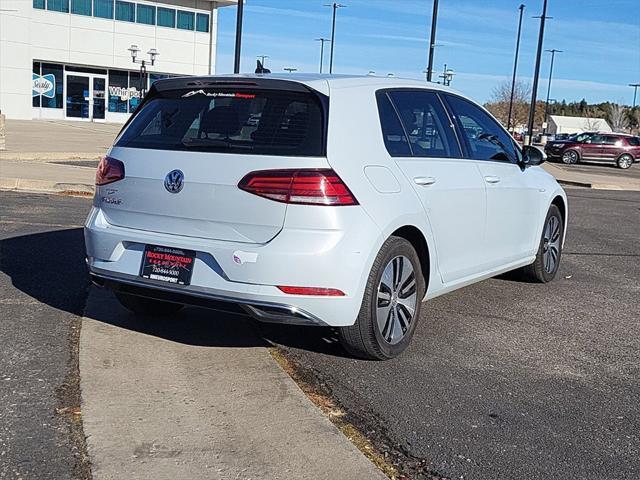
[164,169,184,194]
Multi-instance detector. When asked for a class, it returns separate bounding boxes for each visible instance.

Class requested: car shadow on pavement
[0,228,349,357]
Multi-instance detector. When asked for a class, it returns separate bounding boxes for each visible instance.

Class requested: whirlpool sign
[32,73,56,98]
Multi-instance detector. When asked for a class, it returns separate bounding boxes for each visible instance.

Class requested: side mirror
[521,145,546,167]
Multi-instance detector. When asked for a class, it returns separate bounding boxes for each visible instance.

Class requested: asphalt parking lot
[1,189,638,479]
[264,188,640,479]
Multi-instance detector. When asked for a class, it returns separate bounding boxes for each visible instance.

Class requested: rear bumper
[84,205,382,327]
[90,271,326,326]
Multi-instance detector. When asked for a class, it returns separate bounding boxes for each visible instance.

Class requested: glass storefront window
[108,69,128,113]
[32,62,41,107]
[196,13,209,33]
[177,10,194,30]
[48,0,69,13]
[136,3,154,25]
[128,71,146,113]
[157,7,175,28]
[71,0,91,15]
[93,0,113,19]
[33,0,45,9]
[41,63,63,109]
[149,73,169,85]
[115,0,134,22]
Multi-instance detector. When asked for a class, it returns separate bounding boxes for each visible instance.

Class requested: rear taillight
[277,286,345,296]
[238,169,358,206]
[95,156,125,186]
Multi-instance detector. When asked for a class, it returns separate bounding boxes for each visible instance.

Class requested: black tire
[522,205,564,283]
[616,154,634,170]
[339,236,426,360]
[561,150,580,165]
[115,292,183,316]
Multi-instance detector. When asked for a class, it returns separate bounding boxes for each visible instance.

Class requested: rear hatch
[100,79,328,244]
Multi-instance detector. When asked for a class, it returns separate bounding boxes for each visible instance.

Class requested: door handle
[484,175,501,184]
[414,176,436,186]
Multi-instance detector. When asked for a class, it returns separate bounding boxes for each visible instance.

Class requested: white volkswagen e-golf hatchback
[85,74,567,360]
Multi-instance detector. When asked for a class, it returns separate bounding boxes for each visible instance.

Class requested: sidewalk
[0,119,120,160]
[81,287,387,480]
[542,162,640,191]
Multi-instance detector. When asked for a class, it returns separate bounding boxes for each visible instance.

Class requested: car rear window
[627,137,640,146]
[116,88,325,156]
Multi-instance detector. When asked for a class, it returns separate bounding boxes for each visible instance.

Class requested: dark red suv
[545,133,640,169]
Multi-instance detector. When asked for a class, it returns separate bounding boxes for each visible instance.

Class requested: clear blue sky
[215,0,640,105]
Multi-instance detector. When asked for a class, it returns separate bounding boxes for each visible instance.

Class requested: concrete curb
[0,152,103,161]
[0,177,94,195]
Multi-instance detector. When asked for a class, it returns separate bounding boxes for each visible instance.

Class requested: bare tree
[484,80,532,130]
[583,117,603,131]
[609,103,629,132]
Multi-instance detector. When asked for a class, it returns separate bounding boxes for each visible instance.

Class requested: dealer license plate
[139,244,196,285]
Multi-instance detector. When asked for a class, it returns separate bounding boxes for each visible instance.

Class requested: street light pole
[426,0,439,82]
[507,4,525,132]
[543,48,562,134]
[315,38,330,73]
[325,3,345,74]
[233,0,244,74]
[526,0,550,145]
[630,83,640,108]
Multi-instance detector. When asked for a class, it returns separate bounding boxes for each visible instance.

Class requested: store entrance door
[64,73,106,122]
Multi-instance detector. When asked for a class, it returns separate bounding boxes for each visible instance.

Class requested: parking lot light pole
[315,38,330,73]
[507,4,525,132]
[426,0,439,82]
[325,3,345,74]
[128,45,158,98]
[543,49,562,135]
[526,0,550,145]
[630,83,640,108]
[233,0,244,74]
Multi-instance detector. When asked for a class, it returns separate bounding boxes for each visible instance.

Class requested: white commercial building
[0,0,235,122]
[547,115,612,135]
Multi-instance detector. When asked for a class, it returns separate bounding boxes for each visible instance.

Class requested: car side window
[387,90,461,158]
[586,134,605,144]
[445,94,518,163]
[603,136,621,146]
[376,92,412,157]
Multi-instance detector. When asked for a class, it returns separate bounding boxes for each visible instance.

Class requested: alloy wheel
[542,215,561,274]
[618,155,633,169]
[562,150,578,164]
[376,256,418,345]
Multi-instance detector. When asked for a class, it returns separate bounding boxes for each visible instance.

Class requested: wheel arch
[551,194,568,245]
[563,148,580,160]
[390,225,431,291]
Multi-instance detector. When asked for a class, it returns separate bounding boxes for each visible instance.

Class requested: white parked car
[85,74,567,360]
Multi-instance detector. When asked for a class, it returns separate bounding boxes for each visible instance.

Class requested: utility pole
[630,83,640,108]
[526,0,550,145]
[543,48,562,135]
[426,0,439,82]
[325,3,345,74]
[233,0,244,74]
[257,55,269,68]
[507,4,525,132]
[284,67,298,73]
[315,38,330,73]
